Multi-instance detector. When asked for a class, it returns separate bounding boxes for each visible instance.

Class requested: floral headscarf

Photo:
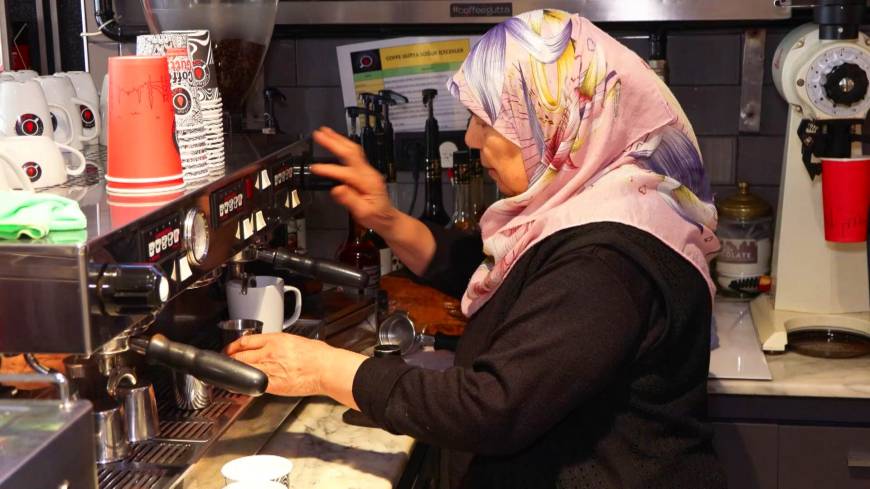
[448,10,721,316]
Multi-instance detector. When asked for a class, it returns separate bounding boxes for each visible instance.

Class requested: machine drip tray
[129,441,195,467]
[84,294,375,489]
[97,466,175,489]
[94,383,255,489]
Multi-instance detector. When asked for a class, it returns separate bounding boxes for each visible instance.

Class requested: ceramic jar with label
[715,182,773,297]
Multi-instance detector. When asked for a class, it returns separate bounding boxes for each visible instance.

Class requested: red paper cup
[107,190,184,227]
[107,56,183,185]
[821,157,870,242]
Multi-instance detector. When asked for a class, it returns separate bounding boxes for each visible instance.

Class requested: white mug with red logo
[5,70,38,82]
[0,136,86,188]
[0,153,33,191]
[0,80,60,142]
[55,71,101,145]
[99,74,108,146]
[35,75,96,151]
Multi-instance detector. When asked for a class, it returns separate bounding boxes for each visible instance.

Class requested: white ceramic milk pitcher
[226,276,302,334]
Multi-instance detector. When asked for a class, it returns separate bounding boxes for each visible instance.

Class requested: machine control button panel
[270,160,295,191]
[140,213,183,263]
[210,178,253,229]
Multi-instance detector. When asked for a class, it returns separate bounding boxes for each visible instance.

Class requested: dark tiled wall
[264,28,792,258]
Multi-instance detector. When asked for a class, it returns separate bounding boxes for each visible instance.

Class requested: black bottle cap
[373,344,402,357]
[377,289,389,311]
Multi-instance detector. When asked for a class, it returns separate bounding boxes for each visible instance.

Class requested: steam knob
[93,264,169,316]
[823,62,869,106]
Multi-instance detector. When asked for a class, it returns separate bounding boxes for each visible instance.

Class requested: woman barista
[228,9,725,488]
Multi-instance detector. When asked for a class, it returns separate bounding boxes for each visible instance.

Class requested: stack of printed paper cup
[167,29,225,177]
[137,33,209,184]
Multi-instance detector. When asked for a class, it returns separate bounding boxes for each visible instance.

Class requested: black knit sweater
[353,222,726,488]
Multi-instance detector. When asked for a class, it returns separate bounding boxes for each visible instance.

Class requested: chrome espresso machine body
[0,135,374,489]
[0,134,308,355]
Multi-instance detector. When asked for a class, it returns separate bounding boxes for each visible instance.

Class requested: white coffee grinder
[751,0,870,353]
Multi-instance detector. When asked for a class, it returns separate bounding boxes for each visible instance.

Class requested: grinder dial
[823,62,869,106]
[806,45,870,117]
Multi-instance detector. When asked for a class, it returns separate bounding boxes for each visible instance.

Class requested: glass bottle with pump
[345,105,365,144]
[364,91,408,276]
[449,150,477,231]
[339,105,381,296]
[337,216,380,298]
[648,30,668,83]
[419,89,450,226]
[377,89,409,209]
[469,149,486,221]
[358,93,380,169]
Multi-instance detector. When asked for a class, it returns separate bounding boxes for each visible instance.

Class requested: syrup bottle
[449,150,477,231]
[338,105,380,297]
[337,216,380,298]
[419,89,450,226]
[469,149,487,222]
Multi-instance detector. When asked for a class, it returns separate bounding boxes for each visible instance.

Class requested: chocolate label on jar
[720,238,759,264]
[717,237,771,284]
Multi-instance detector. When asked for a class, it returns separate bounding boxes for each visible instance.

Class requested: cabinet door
[779,425,870,489]
[713,422,778,489]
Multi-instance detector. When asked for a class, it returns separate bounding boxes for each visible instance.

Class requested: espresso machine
[0,134,373,488]
[751,0,870,351]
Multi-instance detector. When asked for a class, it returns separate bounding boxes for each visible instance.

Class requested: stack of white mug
[0,69,96,190]
[1,69,101,152]
[166,30,225,177]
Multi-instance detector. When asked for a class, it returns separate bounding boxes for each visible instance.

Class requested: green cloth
[0,191,87,240]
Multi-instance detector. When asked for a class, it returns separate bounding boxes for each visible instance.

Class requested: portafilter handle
[256,249,369,289]
[130,334,268,397]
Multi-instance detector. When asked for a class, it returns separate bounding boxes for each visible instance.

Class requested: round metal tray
[787,328,870,359]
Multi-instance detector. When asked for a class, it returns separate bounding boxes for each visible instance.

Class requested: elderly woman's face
[465,114,528,196]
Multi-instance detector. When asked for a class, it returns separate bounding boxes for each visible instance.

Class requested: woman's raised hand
[311,126,437,276]
[310,127,397,233]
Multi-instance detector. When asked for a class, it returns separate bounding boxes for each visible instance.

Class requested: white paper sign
[337,36,480,133]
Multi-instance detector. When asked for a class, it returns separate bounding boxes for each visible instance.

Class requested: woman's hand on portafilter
[310,127,397,234]
[226,332,366,410]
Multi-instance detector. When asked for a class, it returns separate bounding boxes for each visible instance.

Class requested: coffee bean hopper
[141,0,279,116]
[0,134,372,488]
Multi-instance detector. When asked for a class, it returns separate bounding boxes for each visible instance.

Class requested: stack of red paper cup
[105,56,184,195]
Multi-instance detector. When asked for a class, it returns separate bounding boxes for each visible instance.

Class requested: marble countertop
[259,397,416,488]
[180,396,416,489]
[707,300,870,399]
[708,351,870,399]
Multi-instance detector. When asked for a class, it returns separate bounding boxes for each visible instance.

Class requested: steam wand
[230,245,369,290]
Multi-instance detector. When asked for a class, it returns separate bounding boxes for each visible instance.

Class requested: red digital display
[271,161,294,190]
[210,179,248,228]
[141,214,182,262]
